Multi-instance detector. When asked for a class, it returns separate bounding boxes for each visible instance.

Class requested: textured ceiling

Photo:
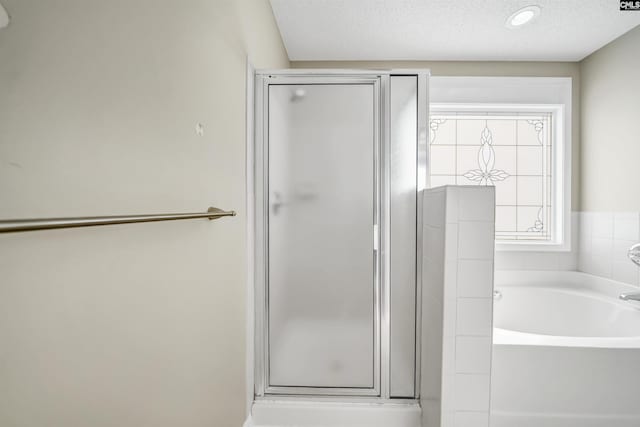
[270,0,640,61]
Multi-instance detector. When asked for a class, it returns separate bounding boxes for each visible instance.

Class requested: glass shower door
[266,81,379,394]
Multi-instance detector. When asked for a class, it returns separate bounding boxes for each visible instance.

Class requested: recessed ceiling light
[506,5,541,29]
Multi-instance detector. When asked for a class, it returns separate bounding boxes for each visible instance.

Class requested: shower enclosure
[252,70,428,401]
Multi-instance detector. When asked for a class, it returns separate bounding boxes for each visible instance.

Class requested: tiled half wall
[421,186,495,427]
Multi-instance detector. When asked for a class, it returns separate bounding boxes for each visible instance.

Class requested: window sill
[496,241,571,252]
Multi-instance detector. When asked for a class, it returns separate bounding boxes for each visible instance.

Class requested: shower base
[245,400,421,427]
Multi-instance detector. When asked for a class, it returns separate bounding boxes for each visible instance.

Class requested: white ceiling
[270,0,640,61]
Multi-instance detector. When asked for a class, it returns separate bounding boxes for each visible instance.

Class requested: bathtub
[491,270,640,427]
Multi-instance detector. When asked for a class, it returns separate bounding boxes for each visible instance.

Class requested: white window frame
[429,77,572,252]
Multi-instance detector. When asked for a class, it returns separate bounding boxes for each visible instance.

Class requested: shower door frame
[252,69,429,400]
[255,71,384,397]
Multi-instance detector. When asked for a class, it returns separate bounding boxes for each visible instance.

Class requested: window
[429,104,566,248]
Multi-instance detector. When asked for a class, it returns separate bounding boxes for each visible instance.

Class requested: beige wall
[580,26,640,212]
[0,1,288,426]
[292,61,581,210]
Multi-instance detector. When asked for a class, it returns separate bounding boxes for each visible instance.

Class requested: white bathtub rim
[495,284,640,310]
[493,326,640,348]
[495,270,639,296]
[493,270,640,348]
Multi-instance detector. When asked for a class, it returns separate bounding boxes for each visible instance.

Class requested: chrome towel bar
[0,207,235,233]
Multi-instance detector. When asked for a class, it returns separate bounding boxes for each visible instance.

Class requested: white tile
[441,410,455,427]
[613,239,636,262]
[455,336,491,374]
[578,218,592,255]
[458,221,494,260]
[590,236,614,278]
[578,252,595,275]
[579,212,594,243]
[443,335,456,375]
[592,237,613,257]
[578,213,590,275]
[443,297,458,338]
[557,251,578,271]
[454,411,489,427]
[424,257,444,284]
[591,236,613,277]
[612,261,639,286]
[425,226,445,263]
[454,374,491,411]
[444,260,458,301]
[591,256,613,279]
[445,224,459,260]
[592,212,614,239]
[441,374,456,411]
[614,212,640,241]
[456,298,492,336]
[425,190,446,227]
[572,212,579,237]
[494,251,527,270]
[521,252,560,270]
[446,187,459,223]
[458,187,494,222]
[420,402,441,427]
[457,260,493,298]
[423,263,442,297]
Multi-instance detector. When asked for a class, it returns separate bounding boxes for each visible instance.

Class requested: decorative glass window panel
[429,111,553,242]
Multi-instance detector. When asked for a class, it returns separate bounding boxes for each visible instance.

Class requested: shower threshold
[245,399,421,427]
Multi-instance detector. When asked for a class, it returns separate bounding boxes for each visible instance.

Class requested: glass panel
[267,84,375,388]
[389,76,417,397]
[429,112,553,241]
